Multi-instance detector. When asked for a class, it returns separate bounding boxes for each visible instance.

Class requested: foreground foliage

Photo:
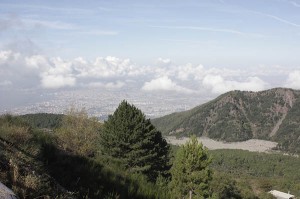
[1,106,300,198]
[0,114,73,198]
[55,107,102,156]
[0,113,171,198]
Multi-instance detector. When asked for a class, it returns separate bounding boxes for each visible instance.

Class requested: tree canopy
[55,107,101,156]
[170,136,212,199]
[100,100,170,181]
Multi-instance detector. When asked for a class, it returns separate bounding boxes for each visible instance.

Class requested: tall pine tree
[100,100,170,181]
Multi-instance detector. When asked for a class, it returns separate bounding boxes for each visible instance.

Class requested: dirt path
[166,136,278,153]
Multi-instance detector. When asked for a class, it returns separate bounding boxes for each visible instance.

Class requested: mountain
[152,88,300,153]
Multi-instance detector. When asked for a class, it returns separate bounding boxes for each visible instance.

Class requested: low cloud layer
[285,70,300,89]
[142,76,195,93]
[202,75,267,94]
[0,50,299,95]
[87,81,125,89]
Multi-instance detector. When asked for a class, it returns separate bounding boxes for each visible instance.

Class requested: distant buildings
[269,190,295,199]
[2,88,205,119]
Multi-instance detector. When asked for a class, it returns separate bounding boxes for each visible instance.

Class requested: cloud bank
[285,70,300,89]
[142,76,195,93]
[0,50,297,95]
[202,75,267,94]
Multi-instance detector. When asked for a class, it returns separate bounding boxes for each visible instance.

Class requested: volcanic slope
[152,88,300,153]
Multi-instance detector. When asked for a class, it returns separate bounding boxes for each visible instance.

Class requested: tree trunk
[189,190,192,199]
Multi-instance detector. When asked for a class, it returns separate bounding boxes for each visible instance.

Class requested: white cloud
[87,81,125,89]
[0,50,12,63]
[49,57,73,75]
[1,52,143,89]
[0,50,292,94]
[25,54,76,88]
[157,58,171,65]
[74,57,88,65]
[41,74,76,89]
[202,75,267,94]
[76,56,145,78]
[285,70,300,89]
[0,50,20,64]
[38,57,75,88]
[177,63,204,81]
[142,76,195,93]
[25,55,50,70]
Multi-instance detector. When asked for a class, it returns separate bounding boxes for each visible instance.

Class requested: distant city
[1,88,212,120]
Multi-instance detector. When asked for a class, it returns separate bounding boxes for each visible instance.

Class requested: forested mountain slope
[1,103,300,198]
[152,88,300,153]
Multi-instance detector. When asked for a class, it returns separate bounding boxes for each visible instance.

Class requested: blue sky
[1,0,300,110]
[1,0,300,66]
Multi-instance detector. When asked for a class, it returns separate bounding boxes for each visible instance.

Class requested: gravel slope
[166,136,278,152]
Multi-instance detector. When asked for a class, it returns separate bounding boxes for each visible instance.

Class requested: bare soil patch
[166,136,278,153]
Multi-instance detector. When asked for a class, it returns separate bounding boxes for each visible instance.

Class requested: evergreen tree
[100,100,170,181]
[170,136,212,199]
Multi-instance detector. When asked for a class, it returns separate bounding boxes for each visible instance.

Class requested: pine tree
[170,136,212,199]
[100,100,170,181]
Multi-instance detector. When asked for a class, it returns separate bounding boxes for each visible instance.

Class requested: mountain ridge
[152,87,300,153]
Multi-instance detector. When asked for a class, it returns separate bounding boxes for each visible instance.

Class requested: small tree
[56,107,101,156]
[100,100,170,181]
[170,136,212,199]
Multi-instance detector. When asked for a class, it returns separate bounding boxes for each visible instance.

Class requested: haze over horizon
[1,0,300,114]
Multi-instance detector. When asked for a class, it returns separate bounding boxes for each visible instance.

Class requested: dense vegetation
[210,149,300,197]
[56,108,101,156]
[152,88,300,153]
[274,97,300,153]
[0,114,73,198]
[19,113,63,129]
[1,99,300,198]
[0,110,171,199]
[100,101,170,181]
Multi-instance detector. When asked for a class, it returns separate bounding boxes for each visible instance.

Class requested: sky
[1,0,300,110]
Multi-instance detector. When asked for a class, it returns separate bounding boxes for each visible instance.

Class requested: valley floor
[166,136,278,153]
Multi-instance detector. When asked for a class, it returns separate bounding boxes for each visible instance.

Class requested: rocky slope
[152,88,300,153]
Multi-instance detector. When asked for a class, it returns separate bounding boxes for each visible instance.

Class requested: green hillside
[152,88,300,153]
[0,113,171,199]
[0,114,73,198]
[1,104,300,198]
